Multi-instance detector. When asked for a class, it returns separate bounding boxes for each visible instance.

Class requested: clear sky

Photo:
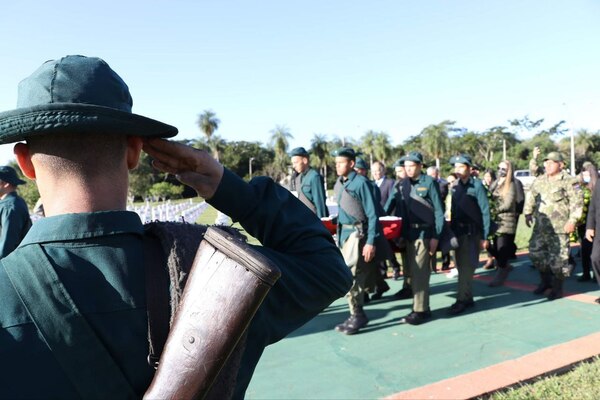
[1,0,599,165]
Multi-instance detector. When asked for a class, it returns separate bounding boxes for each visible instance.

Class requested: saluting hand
[143,138,224,200]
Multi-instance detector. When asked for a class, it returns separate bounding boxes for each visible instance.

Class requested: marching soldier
[524,152,583,300]
[449,154,491,314]
[289,147,329,218]
[333,147,386,335]
[393,152,444,325]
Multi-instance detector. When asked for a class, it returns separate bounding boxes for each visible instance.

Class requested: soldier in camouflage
[524,151,584,300]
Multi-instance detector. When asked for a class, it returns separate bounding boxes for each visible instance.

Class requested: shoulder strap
[2,245,137,399]
[143,232,171,368]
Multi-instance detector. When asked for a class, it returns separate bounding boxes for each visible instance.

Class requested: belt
[341,224,357,229]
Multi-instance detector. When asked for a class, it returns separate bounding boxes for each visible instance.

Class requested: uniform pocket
[549,189,565,203]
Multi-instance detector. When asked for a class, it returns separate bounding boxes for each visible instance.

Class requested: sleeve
[208,169,352,343]
[357,180,380,246]
[475,181,491,238]
[429,180,445,238]
[0,206,26,258]
[309,173,329,219]
[529,157,542,177]
[523,179,538,216]
[566,177,584,226]
[586,184,599,231]
[384,185,398,215]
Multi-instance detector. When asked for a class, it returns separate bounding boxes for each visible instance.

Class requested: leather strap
[142,232,171,368]
[2,244,136,399]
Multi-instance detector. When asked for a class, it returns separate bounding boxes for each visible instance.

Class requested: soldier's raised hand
[143,138,224,199]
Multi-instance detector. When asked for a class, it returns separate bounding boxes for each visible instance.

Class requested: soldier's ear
[13,143,36,180]
[126,136,143,170]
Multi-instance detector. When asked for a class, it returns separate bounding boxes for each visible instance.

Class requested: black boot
[488,265,513,287]
[547,276,564,300]
[533,271,552,295]
[338,309,369,335]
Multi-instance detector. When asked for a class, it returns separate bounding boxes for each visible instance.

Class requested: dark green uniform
[450,176,491,303]
[334,171,384,314]
[0,169,352,398]
[396,174,444,312]
[0,192,31,258]
[295,168,329,218]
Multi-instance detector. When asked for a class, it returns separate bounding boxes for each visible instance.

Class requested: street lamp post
[249,157,255,178]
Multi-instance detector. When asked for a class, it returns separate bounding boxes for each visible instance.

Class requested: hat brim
[0,103,178,145]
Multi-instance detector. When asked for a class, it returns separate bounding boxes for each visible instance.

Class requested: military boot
[488,266,511,287]
[547,276,564,301]
[533,271,552,295]
[338,309,369,335]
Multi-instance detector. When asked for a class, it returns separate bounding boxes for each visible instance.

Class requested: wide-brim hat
[331,146,356,160]
[354,157,368,170]
[289,147,310,158]
[0,55,178,145]
[393,156,407,168]
[404,151,423,164]
[0,166,25,186]
[449,154,472,167]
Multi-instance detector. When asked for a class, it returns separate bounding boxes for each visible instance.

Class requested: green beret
[404,151,423,164]
[543,151,564,162]
[289,147,309,157]
[354,157,368,170]
[332,147,356,160]
[449,154,473,167]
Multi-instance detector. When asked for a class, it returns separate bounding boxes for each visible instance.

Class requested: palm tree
[360,130,377,166]
[311,133,329,190]
[269,125,294,180]
[420,120,455,169]
[373,131,392,166]
[197,110,221,160]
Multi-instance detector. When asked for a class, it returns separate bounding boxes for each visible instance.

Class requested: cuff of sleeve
[207,168,256,222]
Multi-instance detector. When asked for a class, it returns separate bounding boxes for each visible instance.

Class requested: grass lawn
[484,357,600,400]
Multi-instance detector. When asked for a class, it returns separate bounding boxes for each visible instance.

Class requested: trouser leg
[347,257,377,315]
[407,239,431,312]
[455,233,481,302]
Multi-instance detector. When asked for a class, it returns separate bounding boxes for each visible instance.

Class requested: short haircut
[27,132,128,179]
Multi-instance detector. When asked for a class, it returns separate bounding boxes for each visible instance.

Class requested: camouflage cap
[543,152,564,162]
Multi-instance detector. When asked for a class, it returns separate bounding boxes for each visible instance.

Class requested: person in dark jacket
[0,55,352,399]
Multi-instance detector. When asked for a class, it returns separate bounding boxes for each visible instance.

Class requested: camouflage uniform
[524,170,583,277]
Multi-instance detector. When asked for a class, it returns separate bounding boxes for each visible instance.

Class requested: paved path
[245,253,600,399]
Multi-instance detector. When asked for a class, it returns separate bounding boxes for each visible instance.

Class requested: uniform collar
[19,210,144,246]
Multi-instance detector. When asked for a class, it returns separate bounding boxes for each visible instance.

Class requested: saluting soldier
[289,147,329,218]
[524,152,583,300]
[333,147,386,335]
[393,152,444,325]
[449,154,491,314]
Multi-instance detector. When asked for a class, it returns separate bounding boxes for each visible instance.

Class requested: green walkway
[245,255,600,399]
